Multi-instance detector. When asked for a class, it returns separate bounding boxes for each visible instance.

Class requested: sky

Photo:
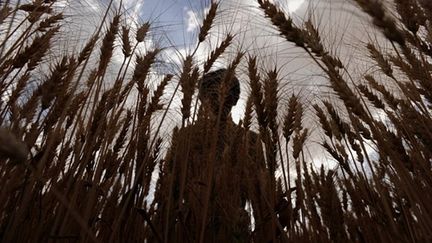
[13,0,381,168]
[0,0,389,191]
[10,0,382,129]
[116,0,306,48]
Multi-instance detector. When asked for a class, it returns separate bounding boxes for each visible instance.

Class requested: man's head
[199,69,240,117]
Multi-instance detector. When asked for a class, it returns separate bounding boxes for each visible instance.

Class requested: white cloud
[286,0,306,13]
[186,9,201,32]
[185,7,210,33]
[117,0,144,24]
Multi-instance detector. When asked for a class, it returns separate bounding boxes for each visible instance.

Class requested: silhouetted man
[153,69,273,242]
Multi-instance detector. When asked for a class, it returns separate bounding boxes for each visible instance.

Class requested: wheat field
[0,0,432,242]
